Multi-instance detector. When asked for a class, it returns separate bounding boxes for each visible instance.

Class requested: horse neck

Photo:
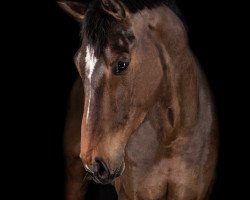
[146,6,213,144]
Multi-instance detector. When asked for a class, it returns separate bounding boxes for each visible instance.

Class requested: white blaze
[85,45,97,124]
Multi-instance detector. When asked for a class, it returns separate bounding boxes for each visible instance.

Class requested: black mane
[82,0,181,57]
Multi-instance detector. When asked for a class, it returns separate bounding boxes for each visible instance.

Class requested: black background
[6,0,248,199]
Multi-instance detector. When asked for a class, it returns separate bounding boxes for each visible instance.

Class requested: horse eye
[113,61,129,75]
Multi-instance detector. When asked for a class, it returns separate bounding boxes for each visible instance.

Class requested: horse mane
[82,0,182,57]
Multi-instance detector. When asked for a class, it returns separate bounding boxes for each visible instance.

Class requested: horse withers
[59,0,218,199]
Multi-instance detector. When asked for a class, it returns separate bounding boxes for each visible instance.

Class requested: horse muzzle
[83,158,125,184]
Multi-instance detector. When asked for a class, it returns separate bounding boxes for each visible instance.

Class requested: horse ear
[101,0,126,20]
[57,1,88,22]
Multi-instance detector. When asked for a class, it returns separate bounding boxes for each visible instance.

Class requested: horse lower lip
[92,176,113,185]
[93,177,103,184]
[88,172,113,184]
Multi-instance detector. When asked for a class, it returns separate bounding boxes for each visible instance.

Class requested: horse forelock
[80,0,182,58]
[80,0,113,58]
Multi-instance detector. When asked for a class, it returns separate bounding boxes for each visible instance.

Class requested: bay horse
[59,0,218,199]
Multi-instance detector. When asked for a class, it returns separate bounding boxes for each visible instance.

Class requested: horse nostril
[93,158,110,180]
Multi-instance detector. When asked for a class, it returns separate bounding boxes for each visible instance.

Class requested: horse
[58,0,218,199]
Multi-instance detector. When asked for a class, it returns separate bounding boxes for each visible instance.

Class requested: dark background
[7,0,248,199]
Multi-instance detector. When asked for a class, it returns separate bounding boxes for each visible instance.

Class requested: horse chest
[125,120,160,168]
[116,120,168,200]
[117,159,169,200]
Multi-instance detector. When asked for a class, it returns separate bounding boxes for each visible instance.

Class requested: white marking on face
[85,46,98,124]
[86,92,91,124]
[85,46,97,80]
